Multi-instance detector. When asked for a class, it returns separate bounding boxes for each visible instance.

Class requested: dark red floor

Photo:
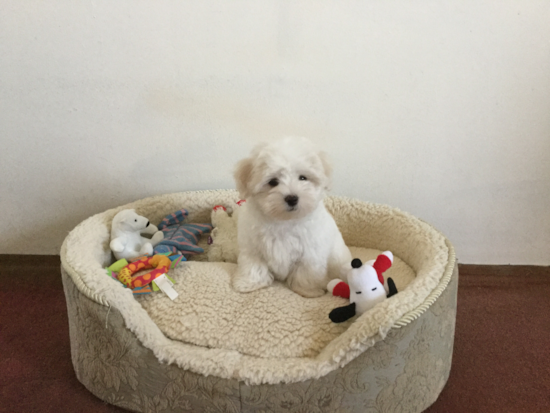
[1,256,549,413]
[425,265,550,413]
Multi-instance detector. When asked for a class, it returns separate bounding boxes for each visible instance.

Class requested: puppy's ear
[234,157,254,199]
[318,151,333,191]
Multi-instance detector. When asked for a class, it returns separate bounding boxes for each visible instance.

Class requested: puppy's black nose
[285,195,299,207]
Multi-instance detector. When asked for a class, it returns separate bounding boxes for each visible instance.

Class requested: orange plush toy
[117,254,180,289]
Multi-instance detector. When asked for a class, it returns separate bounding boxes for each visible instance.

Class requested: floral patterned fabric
[62,262,457,413]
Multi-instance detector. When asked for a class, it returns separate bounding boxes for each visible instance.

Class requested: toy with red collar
[207,200,245,263]
[328,251,398,323]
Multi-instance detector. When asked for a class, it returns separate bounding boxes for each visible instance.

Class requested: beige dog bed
[61,189,457,413]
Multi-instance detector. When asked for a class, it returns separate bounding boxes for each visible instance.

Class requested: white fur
[109,209,164,260]
[232,137,352,297]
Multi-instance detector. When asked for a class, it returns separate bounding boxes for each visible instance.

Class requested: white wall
[1,1,549,264]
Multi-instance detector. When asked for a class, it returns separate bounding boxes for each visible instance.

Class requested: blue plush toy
[153,209,212,256]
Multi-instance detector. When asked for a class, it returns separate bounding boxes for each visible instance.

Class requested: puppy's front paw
[291,285,326,298]
[232,276,265,293]
[232,263,273,293]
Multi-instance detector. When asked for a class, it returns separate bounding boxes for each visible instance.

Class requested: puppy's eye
[299,175,307,181]
[135,219,137,222]
[356,291,362,294]
[268,178,279,187]
[371,287,377,291]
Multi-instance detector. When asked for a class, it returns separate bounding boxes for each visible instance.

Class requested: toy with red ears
[327,251,398,323]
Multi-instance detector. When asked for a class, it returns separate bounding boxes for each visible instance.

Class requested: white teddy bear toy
[109,209,164,261]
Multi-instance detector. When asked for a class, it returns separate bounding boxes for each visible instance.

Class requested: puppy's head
[234,137,332,220]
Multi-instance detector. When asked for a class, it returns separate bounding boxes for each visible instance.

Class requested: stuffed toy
[110,209,164,261]
[153,209,212,256]
[328,251,398,323]
[207,200,245,263]
[106,254,183,296]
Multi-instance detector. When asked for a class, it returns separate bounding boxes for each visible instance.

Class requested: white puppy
[232,137,352,297]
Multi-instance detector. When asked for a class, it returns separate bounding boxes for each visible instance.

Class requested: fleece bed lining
[137,246,415,360]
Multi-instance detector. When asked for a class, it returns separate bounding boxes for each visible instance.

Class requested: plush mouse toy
[328,251,398,323]
[110,209,164,261]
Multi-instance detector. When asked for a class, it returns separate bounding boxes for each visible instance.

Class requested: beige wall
[1,1,549,264]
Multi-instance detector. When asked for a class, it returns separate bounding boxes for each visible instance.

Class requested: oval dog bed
[61,190,457,413]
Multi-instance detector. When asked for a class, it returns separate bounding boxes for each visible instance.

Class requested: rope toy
[118,255,174,289]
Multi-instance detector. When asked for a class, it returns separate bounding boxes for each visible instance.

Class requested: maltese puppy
[232,137,352,298]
